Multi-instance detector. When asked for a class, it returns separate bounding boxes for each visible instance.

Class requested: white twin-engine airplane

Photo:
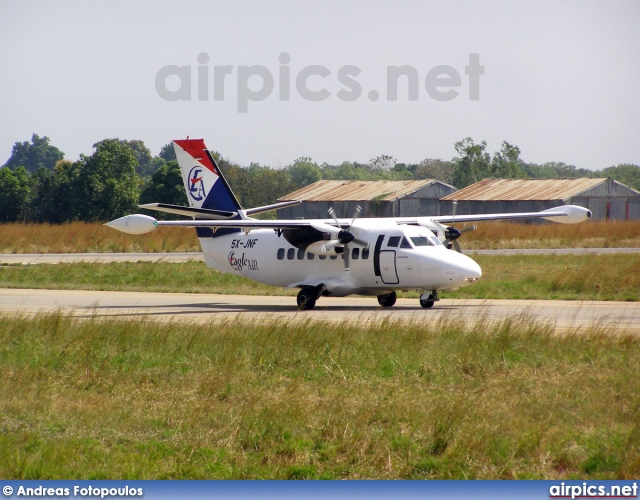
[106,139,592,310]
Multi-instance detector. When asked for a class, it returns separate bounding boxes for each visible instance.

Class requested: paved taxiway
[1,288,638,332]
[1,247,639,265]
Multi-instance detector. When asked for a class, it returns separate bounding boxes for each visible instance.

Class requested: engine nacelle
[304,240,343,256]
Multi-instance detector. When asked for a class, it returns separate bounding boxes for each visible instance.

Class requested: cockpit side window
[387,236,401,247]
[400,237,412,248]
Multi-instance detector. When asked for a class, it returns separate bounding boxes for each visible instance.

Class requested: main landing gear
[377,291,397,307]
[297,288,317,310]
[297,284,327,310]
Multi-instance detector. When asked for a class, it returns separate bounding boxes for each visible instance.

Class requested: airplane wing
[105,214,346,235]
[106,204,591,235]
[397,205,592,225]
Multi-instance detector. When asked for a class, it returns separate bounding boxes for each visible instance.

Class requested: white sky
[1,0,638,170]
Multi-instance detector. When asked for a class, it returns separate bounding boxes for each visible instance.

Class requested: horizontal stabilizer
[139,203,237,220]
[245,200,302,216]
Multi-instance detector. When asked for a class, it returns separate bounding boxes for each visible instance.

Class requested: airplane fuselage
[199,220,482,297]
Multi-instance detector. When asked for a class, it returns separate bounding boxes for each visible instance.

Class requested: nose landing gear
[419,291,438,309]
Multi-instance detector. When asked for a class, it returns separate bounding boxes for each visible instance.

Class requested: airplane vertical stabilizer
[173,138,243,237]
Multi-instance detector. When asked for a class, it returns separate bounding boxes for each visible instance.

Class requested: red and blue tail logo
[173,139,242,214]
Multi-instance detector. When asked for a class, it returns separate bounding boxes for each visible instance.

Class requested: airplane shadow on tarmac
[75,301,466,319]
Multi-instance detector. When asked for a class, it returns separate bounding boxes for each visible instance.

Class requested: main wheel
[420,293,435,309]
[377,291,397,307]
[297,289,317,310]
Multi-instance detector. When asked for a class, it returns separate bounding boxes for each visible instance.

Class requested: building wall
[276,181,456,219]
[447,180,640,222]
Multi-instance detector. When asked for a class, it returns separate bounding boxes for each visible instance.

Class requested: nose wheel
[377,291,397,307]
[419,291,437,309]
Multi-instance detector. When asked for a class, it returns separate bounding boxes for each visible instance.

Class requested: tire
[377,291,397,307]
[297,289,317,310]
[420,293,435,309]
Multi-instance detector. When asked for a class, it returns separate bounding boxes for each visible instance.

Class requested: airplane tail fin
[173,139,244,215]
[173,138,243,237]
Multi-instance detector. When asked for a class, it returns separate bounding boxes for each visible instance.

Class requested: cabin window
[277,248,285,260]
[410,236,433,247]
[297,248,305,260]
[287,248,295,260]
[400,237,412,248]
[330,255,338,260]
[319,255,327,260]
[362,248,370,259]
[352,248,359,259]
[387,236,401,247]
[307,252,315,260]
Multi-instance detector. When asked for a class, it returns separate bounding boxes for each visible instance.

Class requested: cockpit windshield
[410,235,444,247]
[410,236,433,246]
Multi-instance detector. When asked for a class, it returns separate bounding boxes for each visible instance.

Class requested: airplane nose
[419,251,482,288]
[450,253,482,284]
[461,255,482,280]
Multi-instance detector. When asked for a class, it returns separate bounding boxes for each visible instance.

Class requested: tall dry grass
[1,219,639,253]
[462,220,640,249]
[0,222,200,253]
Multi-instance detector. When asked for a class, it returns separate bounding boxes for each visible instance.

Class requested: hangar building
[440,178,640,221]
[277,179,457,219]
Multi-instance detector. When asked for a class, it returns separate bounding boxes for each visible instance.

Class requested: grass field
[1,254,639,301]
[1,311,638,479]
[1,220,639,253]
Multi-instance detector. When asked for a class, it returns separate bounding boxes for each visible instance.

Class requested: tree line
[1,133,638,223]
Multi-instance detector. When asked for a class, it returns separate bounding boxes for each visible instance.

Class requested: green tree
[159,142,177,162]
[369,154,396,172]
[287,157,322,189]
[595,164,640,191]
[121,139,154,177]
[139,161,188,219]
[3,133,64,173]
[0,166,30,222]
[451,138,491,188]
[413,158,455,184]
[490,141,524,178]
[73,139,140,222]
[522,161,592,179]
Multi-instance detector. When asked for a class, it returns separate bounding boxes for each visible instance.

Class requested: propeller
[328,205,366,272]
[443,200,477,252]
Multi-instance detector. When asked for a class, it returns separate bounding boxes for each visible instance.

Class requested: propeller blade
[451,200,458,228]
[353,238,369,247]
[328,207,340,227]
[459,224,477,235]
[453,240,462,253]
[343,245,350,272]
[350,205,361,226]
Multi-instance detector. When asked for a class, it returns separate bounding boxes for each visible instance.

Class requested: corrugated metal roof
[278,179,441,202]
[440,178,606,201]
